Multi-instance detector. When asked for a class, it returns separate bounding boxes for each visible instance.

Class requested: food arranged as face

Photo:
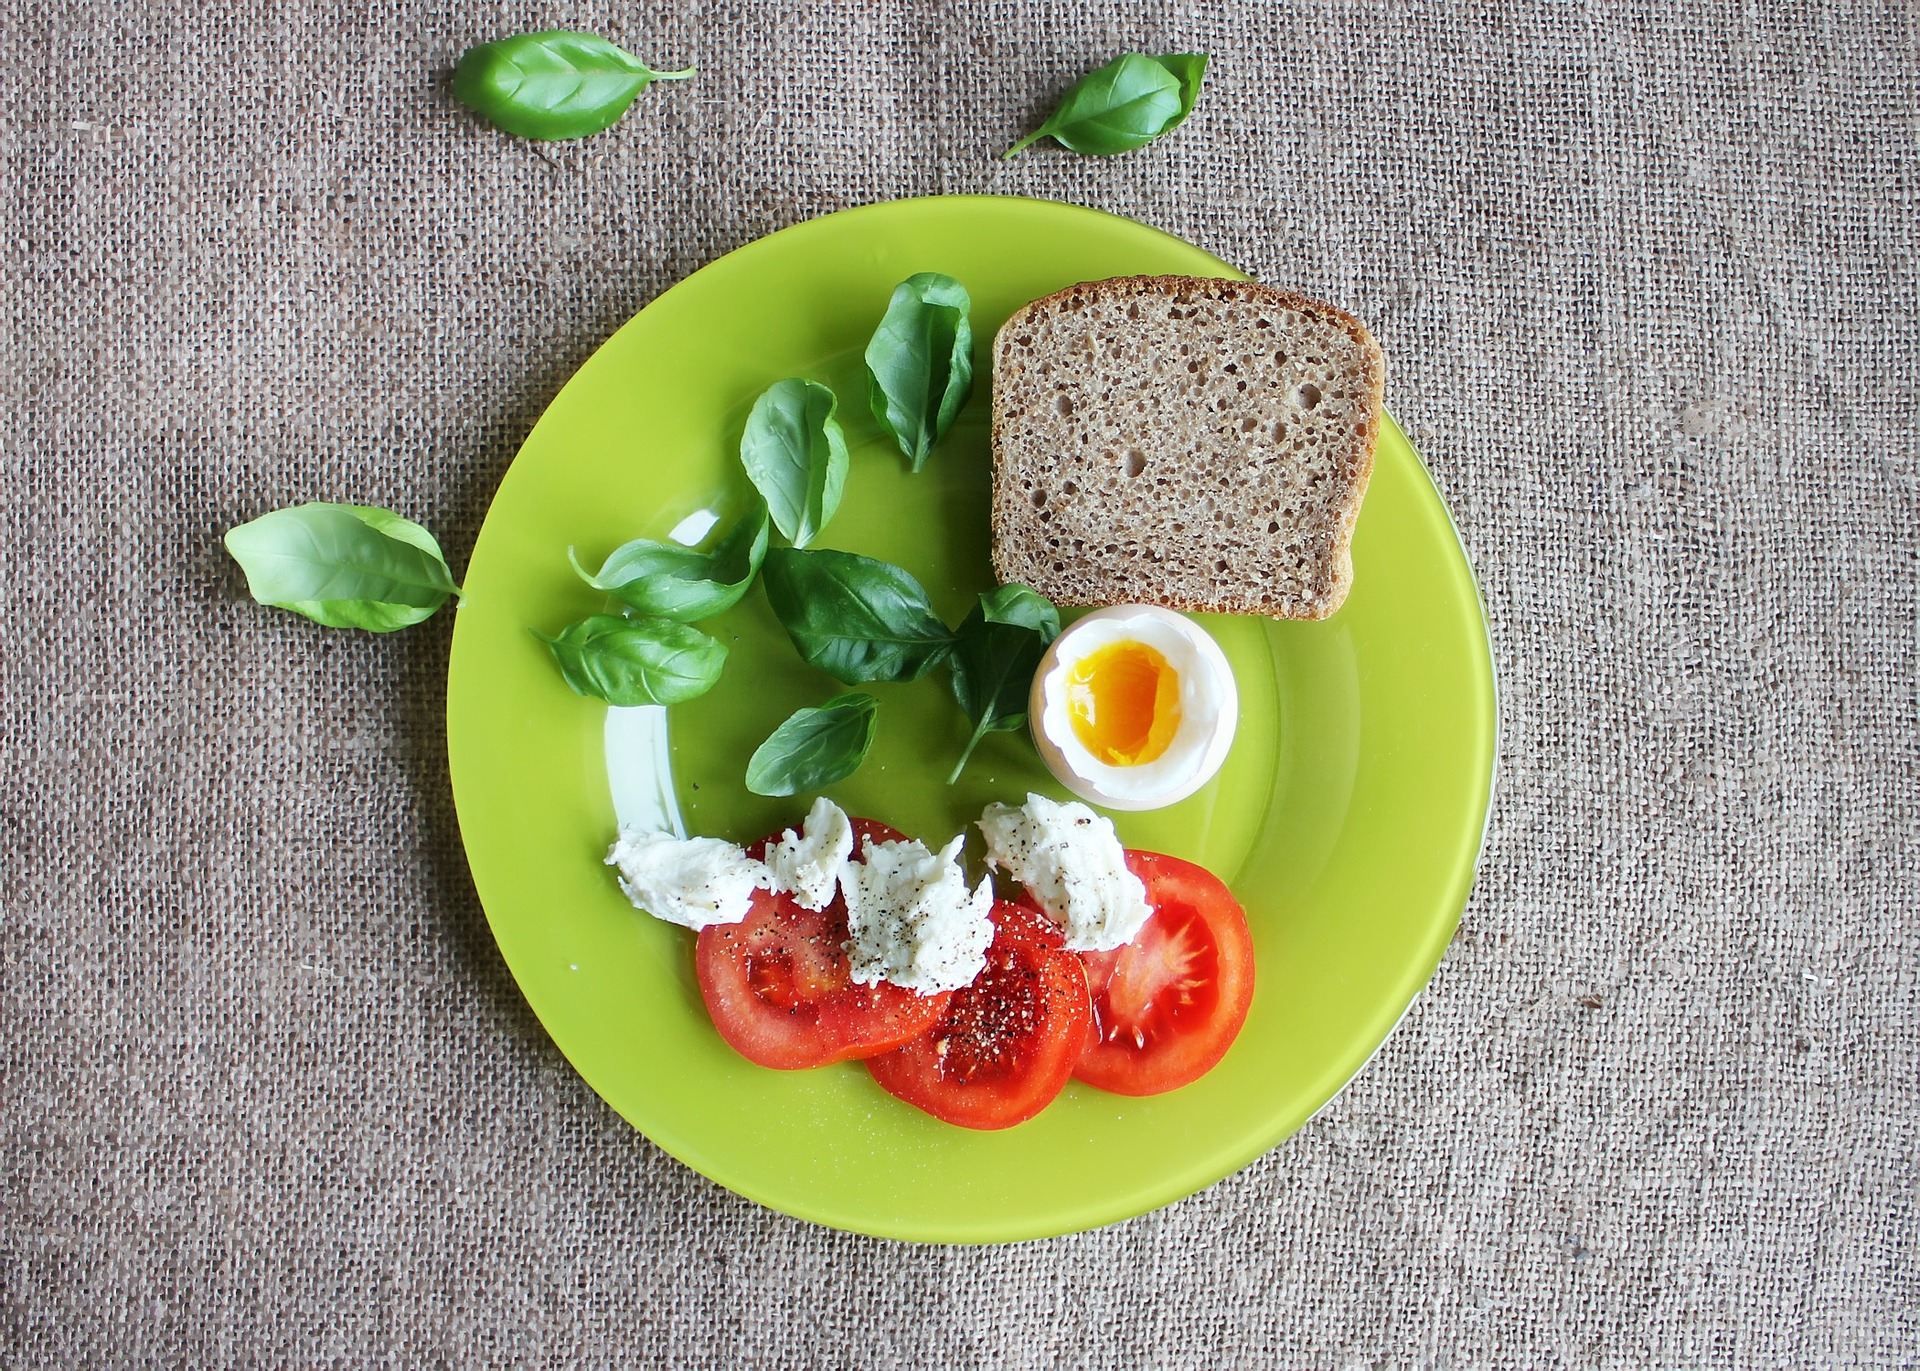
[582,272,1382,1131]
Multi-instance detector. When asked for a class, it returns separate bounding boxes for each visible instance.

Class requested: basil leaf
[1003,51,1197,159]
[452,31,694,141]
[761,547,953,684]
[864,273,975,472]
[1153,53,1208,132]
[738,379,849,549]
[570,499,769,622]
[746,692,879,797]
[223,502,460,632]
[975,581,1061,637]
[537,614,727,706]
[945,584,1061,783]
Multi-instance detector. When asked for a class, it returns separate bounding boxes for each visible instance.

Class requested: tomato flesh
[865,902,1092,1130]
[695,819,949,1070]
[1072,850,1255,1096]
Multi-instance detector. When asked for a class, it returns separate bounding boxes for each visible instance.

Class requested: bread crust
[989,275,1384,620]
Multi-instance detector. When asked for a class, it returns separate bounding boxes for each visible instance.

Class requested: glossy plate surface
[446,195,1495,1242]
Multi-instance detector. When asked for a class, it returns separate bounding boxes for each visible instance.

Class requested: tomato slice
[695,819,949,1070]
[1072,850,1255,1096]
[865,902,1093,1130]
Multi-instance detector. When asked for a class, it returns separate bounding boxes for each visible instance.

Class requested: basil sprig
[944,584,1061,783]
[864,273,975,472]
[223,502,461,632]
[537,614,727,706]
[745,692,879,797]
[761,548,954,685]
[1004,52,1208,159]
[452,31,694,141]
[570,500,769,623]
[739,379,849,549]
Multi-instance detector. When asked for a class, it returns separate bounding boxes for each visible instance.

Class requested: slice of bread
[989,276,1384,620]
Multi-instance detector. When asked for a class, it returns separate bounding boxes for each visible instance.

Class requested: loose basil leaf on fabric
[761,547,954,684]
[569,499,769,623]
[452,31,694,141]
[864,273,975,472]
[1154,53,1208,132]
[945,584,1062,783]
[1003,51,1205,159]
[536,613,727,706]
[745,692,879,797]
[223,502,461,633]
[738,379,849,549]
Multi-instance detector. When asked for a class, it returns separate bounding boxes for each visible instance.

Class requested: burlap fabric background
[4,1,1914,1365]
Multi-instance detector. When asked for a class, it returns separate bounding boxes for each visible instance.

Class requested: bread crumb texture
[989,276,1384,620]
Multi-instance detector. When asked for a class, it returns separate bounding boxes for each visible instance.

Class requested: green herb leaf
[761,547,953,684]
[1003,51,1205,159]
[570,499,769,622]
[746,692,879,797]
[223,502,460,632]
[1153,53,1208,131]
[452,31,694,141]
[738,379,849,549]
[945,584,1061,783]
[864,273,975,472]
[537,613,727,706]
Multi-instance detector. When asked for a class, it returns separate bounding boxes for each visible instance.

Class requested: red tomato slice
[865,902,1093,1130]
[695,819,949,1070]
[1072,850,1255,1096]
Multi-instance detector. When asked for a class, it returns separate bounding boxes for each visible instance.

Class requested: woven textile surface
[4,1,1915,1365]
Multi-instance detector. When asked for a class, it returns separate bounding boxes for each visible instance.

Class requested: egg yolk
[1065,641,1183,766]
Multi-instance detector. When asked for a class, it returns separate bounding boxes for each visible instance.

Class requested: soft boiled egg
[1029,605,1238,812]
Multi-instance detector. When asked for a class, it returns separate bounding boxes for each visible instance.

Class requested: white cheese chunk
[605,827,773,930]
[842,835,994,995]
[977,793,1151,951]
[763,796,855,911]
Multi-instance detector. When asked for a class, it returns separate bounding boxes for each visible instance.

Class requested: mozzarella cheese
[841,834,994,995]
[977,793,1151,952]
[763,795,855,911]
[605,827,772,930]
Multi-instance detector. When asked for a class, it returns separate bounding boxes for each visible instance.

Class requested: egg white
[1028,605,1239,812]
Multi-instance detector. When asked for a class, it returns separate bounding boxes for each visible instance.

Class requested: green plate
[447,195,1495,1243]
